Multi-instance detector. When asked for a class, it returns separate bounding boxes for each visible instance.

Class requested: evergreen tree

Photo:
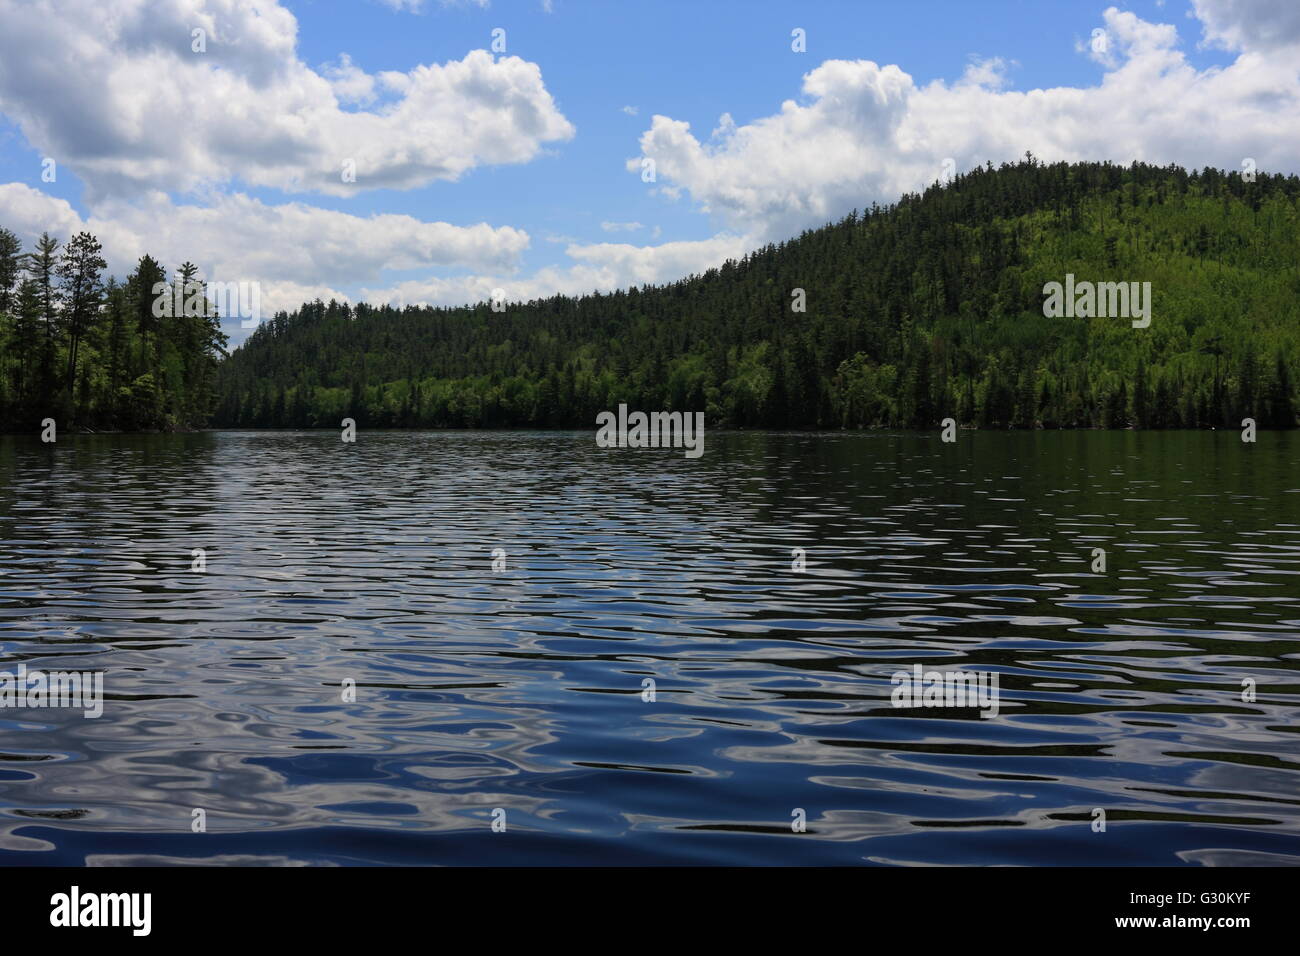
[56,231,107,403]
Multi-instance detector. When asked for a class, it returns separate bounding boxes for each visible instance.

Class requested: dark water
[0,429,1298,866]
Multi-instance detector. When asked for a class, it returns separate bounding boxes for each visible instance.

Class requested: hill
[214,157,1300,431]
[5,157,1297,433]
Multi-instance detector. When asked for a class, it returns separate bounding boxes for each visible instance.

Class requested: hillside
[211,157,1298,430]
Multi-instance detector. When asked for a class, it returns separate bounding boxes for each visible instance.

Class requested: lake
[1,429,1297,865]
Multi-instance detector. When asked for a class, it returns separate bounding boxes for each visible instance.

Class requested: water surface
[1,430,1298,865]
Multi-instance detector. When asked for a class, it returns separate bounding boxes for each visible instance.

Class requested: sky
[0,0,1296,347]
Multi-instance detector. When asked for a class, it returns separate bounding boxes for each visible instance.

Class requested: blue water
[0,429,1298,865]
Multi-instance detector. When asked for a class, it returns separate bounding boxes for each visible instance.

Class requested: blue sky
[0,0,1292,345]
[280,0,1231,263]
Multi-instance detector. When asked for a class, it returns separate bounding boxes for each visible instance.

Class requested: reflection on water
[0,429,1297,865]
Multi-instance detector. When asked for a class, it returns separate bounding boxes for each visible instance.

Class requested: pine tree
[0,227,21,314]
[56,231,107,408]
[29,232,61,412]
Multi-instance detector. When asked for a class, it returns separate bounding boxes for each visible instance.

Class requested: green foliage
[0,233,228,432]
[215,159,1300,431]
[7,159,1298,433]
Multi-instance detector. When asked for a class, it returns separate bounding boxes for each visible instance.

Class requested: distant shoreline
[3,424,1290,437]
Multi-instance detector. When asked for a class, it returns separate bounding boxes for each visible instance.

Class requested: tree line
[4,157,1297,433]
[0,231,228,431]
[213,158,1299,431]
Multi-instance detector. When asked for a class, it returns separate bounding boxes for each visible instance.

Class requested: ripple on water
[0,429,1297,865]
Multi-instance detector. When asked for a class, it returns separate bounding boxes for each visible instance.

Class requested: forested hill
[214,158,1300,431]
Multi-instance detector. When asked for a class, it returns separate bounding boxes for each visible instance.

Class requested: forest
[0,229,228,432]
[3,157,1298,433]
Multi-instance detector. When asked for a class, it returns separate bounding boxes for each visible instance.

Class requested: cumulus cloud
[0,182,530,321]
[1192,0,1300,52]
[5,0,1298,349]
[629,6,1300,240]
[359,233,754,310]
[322,54,378,106]
[0,179,749,346]
[0,0,574,199]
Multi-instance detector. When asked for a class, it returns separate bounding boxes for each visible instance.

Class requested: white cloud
[0,0,574,199]
[5,0,1298,351]
[0,179,747,345]
[0,182,529,320]
[959,57,1012,90]
[1192,0,1300,52]
[360,233,753,310]
[628,6,1300,240]
[565,234,752,285]
[323,54,378,106]
[0,181,86,244]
